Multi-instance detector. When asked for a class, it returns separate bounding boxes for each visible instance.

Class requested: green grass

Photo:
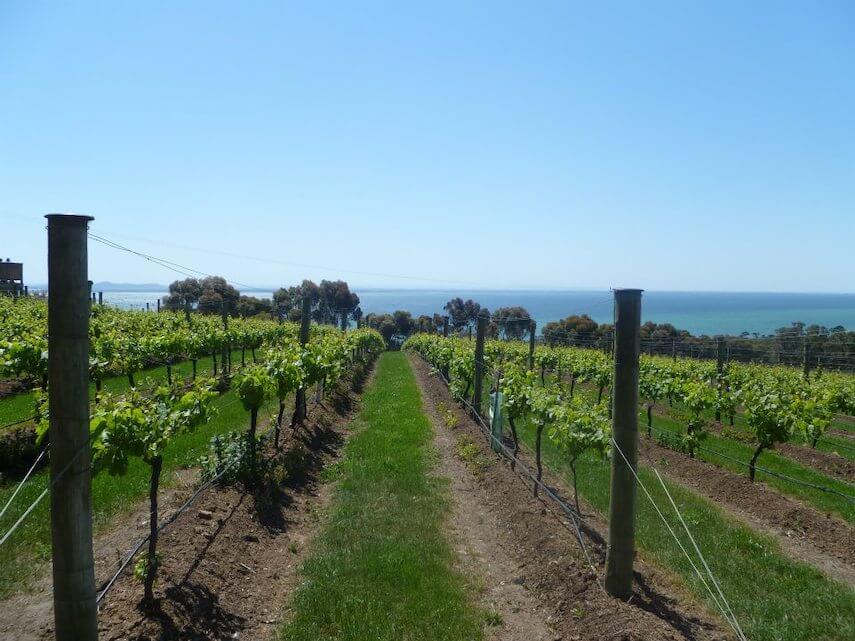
[513,414,855,641]
[0,386,277,598]
[279,352,483,641]
[646,411,855,522]
[555,377,855,521]
[0,349,249,431]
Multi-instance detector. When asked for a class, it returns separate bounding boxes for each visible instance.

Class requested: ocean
[100,290,855,337]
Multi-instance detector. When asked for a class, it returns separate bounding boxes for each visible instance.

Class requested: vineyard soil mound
[639,437,855,585]
[409,355,730,641]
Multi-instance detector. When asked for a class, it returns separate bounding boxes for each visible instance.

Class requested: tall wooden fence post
[295,295,312,423]
[156,298,160,312]
[220,300,230,377]
[529,320,536,370]
[605,288,642,600]
[472,310,489,418]
[715,337,726,422]
[45,213,98,641]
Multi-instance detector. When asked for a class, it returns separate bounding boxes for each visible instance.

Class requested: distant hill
[91,282,168,292]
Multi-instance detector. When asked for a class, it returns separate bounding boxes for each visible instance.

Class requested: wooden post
[472,310,489,418]
[156,298,160,312]
[295,296,311,423]
[468,324,473,341]
[803,340,811,378]
[529,319,536,370]
[145,301,149,312]
[442,316,449,338]
[45,214,98,641]
[97,291,102,306]
[672,339,677,362]
[605,288,642,600]
[220,300,230,379]
[715,338,726,421]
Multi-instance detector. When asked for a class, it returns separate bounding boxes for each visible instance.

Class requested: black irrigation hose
[646,425,855,503]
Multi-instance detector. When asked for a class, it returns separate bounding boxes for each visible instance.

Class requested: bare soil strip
[421,364,554,641]
[410,355,731,641]
[638,436,855,585]
[0,367,370,641]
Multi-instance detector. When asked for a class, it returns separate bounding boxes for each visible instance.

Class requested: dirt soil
[771,441,853,481]
[410,354,732,641]
[638,435,855,585]
[0,364,372,641]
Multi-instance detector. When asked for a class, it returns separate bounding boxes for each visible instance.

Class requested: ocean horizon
[95,289,855,337]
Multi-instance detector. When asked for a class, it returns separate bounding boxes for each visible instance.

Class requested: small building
[0,258,24,296]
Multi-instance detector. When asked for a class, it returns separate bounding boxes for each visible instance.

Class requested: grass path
[279,352,484,641]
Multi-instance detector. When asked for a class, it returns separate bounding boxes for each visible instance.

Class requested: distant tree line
[161,277,361,327]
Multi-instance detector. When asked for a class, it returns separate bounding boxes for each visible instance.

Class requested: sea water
[100,290,855,336]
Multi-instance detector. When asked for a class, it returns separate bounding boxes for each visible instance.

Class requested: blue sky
[2,1,853,292]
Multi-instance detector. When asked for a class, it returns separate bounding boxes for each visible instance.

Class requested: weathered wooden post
[715,337,726,422]
[472,309,489,418]
[468,324,473,341]
[145,301,149,312]
[45,213,98,641]
[220,300,230,378]
[97,291,102,306]
[294,295,312,423]
[529,319,536,370]
[156,298,160,312]
[605,288,642,600]
[803,340,811,379]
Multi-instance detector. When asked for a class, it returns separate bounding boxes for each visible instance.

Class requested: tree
[161,278,203,311]
[542,314,600,346]
[492,306,532,340]
[236,295,272,318]
[273,280,319,321]
[316,280,360,327]
[196,277,240,315]
[443,298,482,331]
[363,310,415,346]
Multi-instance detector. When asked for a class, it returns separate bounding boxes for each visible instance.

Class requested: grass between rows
[0,349,250,430]
[560,378,854,522]
[279,352,484,641]
[0,385,277,599]
[511,412,855,641]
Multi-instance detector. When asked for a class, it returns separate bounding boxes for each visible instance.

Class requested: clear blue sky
[2,1,853,292]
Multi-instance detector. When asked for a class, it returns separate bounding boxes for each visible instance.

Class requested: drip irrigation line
[0,415,37,431]
[646,425,855,502]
